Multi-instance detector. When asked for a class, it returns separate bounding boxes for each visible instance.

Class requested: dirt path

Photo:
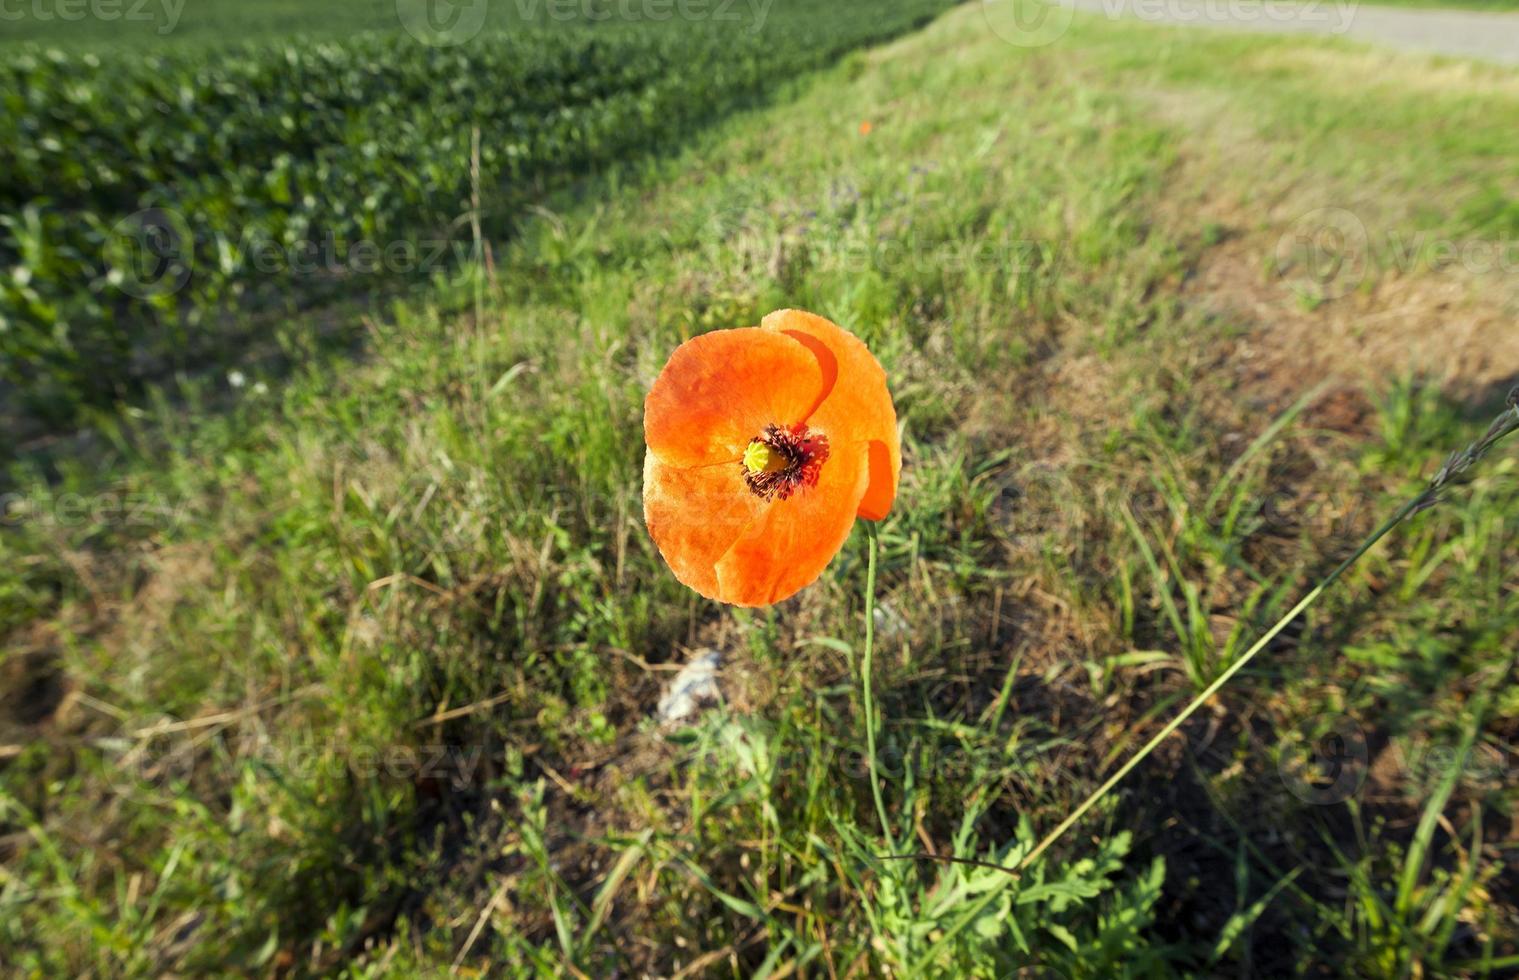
[1065,0,1519,65]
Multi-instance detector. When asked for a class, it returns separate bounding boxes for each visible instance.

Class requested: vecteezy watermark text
[229,231,485,280]
[981,0,1359,49]
[395,0,774,46]
[0,490,190,530]
[517,0,773,28]
[101,209,494,299]
[1275,206,1519,299]
[1089,0,1356,31]
[0,0,186,34]
[116,735,492,789]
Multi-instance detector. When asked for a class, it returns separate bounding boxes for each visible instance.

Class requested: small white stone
[657,650,723,726]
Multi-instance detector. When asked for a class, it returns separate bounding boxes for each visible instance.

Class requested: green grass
[3,2,1519,974]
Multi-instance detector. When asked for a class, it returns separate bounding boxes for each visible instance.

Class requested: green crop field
[0,0,956,436]
[3,0,1519,975]
[0,0,636,47]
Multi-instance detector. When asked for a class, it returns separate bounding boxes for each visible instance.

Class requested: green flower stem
[1014,493,1423,875]
[862,521,894,850]
[910,396,1519,973]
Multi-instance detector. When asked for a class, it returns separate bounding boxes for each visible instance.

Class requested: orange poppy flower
[859,120,874,136]
[643,309,900,606]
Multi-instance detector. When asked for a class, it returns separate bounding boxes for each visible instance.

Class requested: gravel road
[1064,0,1519,65]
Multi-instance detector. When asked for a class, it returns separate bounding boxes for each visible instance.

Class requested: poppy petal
[643,452,767,601]
[645,327,825,469]
[761,309,900,521]
[714,440,869,606]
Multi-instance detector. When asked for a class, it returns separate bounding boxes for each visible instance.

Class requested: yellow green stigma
[741,424,830,501]
[743,439,787,475]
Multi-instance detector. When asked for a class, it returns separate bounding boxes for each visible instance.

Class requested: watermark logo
[1277,714,1368,805]
[1273,206,1370,301]
[102,208,194,300]
[989,462,1085,551]
[982,0,1076,48]
[705,193,1063,287]
[396,0,489,46]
